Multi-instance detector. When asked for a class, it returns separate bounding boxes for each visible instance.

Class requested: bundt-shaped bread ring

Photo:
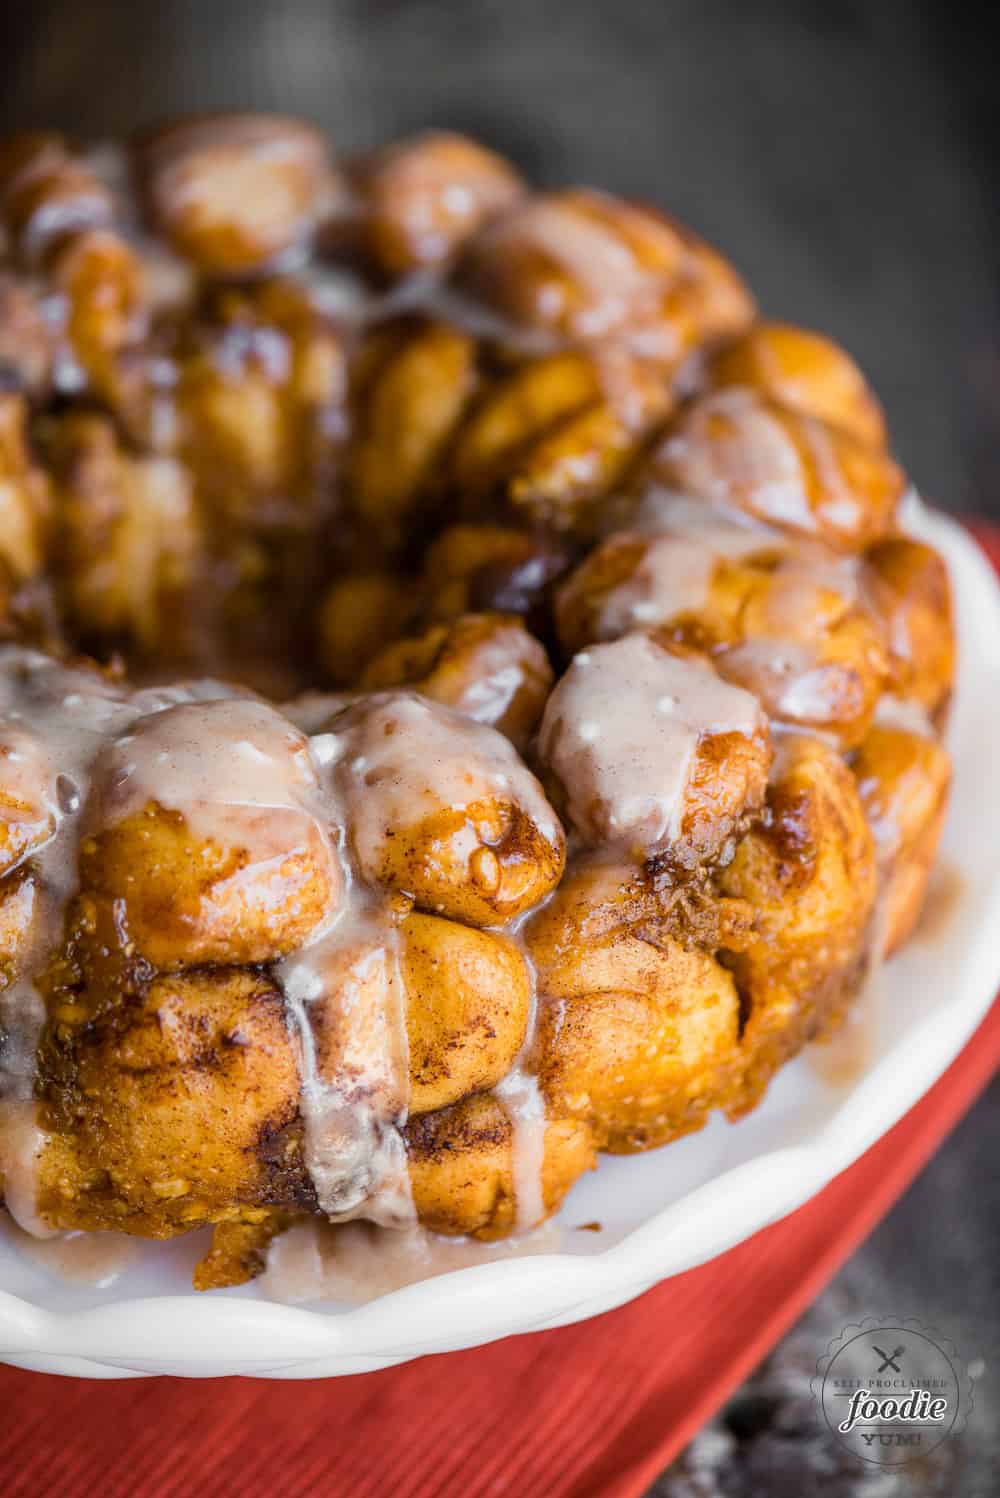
[0,114,955,1293]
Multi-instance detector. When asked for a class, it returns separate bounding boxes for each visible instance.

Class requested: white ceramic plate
[2,505,999,1381]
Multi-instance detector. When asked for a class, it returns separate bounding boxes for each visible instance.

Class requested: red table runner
[2,523,998,1498]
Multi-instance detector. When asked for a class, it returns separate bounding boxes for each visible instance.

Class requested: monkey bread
[0,115,955,1291]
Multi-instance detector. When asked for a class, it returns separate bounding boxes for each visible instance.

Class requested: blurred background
[2,0,997,517]
[2,2,997,1491]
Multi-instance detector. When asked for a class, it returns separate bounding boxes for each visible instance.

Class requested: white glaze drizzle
[538,635,764,850]
[588,533,721,638]
[93,696,339,861]
[495,1067,548,1232]
[0,649,137,1235]
[615,488,786,552]
[431,620,551,742]
[277,907,414,1226]
[660,388,866,539]
[327,690,562,873]
[0,655,573,1254]
[475,194,658,340]
[566,516,868,735]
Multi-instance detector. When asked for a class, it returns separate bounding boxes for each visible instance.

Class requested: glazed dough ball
[362,612,553,749]
[652,388,903,551]
[537,633,769,864]
[448,350,613,490]
[405,1092,595,1238]
[554,526,765,652]
[422,523,572,626]
[674,236,757,350]
[720,734,879,1111]
[499,377,670,535]
[38,969,307,1233]
[459,186,750,370]
[460,188,682,338]
[402,912,530,1114]
[83,698,343,967]
[446,348,669,535]
[719,551,889,749]
[853,721,952,956]
[135,114,336,275]
[526,863,741,1151]
[0,132,112,264]
[709,322,888,449]
[328,691,564,926]
[355,131,525,277]
[865,537,956,724]
[556,530,889,750]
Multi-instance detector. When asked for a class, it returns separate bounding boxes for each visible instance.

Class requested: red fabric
[1,522,998,1498]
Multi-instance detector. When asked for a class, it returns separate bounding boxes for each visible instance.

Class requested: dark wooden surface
[1,2,996,1491]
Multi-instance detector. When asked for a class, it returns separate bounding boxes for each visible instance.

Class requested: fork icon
[873,1344,904,1374]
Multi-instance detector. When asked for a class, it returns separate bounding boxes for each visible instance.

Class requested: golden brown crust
[529,869,742,1151]
[447,349,671,534]
[347,320,478,552]
[709,322,888,449]
[719,735,879,1111]
[37,968,309,1236]
[458,188,753,366]
[853,724,952,956]
[362,795,563,928]
[43,411,199,658]
[134,114,336,275]
[402,913,530,1114]
[652,388,904,552]
[355,132,525,278]
[865,537,956,722]
[405,1093,595,1238]
[362,611,553,747]
[0,115,955,1289]
[81,804,338,969]
[193,1211,297,1291]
